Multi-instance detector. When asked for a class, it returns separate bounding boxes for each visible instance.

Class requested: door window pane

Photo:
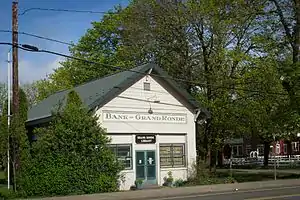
[146,151,156,180]
[147,165,156,179]
[147,151,155,165]
[136,151,144,166]
[136,166,145,179]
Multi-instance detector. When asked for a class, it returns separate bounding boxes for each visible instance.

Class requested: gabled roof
[27,63,209,126]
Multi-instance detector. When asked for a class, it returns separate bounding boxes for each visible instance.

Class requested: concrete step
[142,184,161,190]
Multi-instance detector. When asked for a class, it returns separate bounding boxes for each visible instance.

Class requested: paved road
[153,185,300,200]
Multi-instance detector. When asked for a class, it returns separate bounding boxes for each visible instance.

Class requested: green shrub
[187,160,233,186]
[174,179,185,187]
[224,176,237,184]
[0,188,16,200]
[17,91,123,197]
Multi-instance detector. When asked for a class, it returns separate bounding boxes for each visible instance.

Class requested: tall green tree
[18,90,122,197]
[258,0,300,111]
[0,88,29,191]
[0,83,7,106]
[21,83,39,108]
[236,57,299,165]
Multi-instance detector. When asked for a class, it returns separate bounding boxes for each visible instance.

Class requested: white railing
[224,155,300,167]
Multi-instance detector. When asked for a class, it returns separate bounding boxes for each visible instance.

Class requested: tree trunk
[263,141,270,167]
[217,150,224,167]
[251,130,257,152]
[210,149,217,173]
[205,117,213,171]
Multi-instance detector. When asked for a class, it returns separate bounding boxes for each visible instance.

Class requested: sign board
[102,111,187,124]
[136,135,156,144]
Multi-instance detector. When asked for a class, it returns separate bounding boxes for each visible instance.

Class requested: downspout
[194,109,207,158]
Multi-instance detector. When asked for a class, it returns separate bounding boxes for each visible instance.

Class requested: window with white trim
[160,144,185,168]
[292,142,299,152]
[143,82,150,91]
[276,143,280,154]
[232,145,243,157]
[257,144,264,156]
[108,144,132,170]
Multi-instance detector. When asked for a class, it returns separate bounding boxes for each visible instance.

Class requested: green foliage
[20,83,39,107]
[173,179,184,187]
[0,187,17,200]
[0,83,7,105]
[29,0,300,171]
[18,91,122,197]
[187,160,235,185]
[66,90,82,107]
[18,89,28,122]
[0,88,30,191]
[0,102,8,170]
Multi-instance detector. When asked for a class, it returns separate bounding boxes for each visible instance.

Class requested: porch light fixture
[148,107,153,114]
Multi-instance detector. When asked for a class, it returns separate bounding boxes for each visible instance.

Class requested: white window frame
[276,143,280,154]
[257,144,264,156]
[108,144,133,170]
[232,144,243,157]
[292,142,299,152]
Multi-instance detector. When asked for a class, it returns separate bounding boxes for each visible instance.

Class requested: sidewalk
[28,179,300,200]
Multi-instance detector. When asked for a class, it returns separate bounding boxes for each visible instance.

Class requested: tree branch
[271,0,293,46]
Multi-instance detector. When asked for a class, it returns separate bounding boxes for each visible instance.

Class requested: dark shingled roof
[27,63,209,126]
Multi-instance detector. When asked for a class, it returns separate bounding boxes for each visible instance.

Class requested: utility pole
[12,1,19,114]
[12,1,19,192]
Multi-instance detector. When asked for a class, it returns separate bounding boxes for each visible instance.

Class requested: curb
[27,179,300,200]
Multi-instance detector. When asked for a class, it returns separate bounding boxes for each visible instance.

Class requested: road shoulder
[28,179,300,200]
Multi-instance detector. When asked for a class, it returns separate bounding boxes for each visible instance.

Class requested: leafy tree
[0,88,29,191]
[18,90,122,197]
[245,0,300,156]
[21,83,39,107]
[11,89,30,191]
[0,101,8,171]
[35,6,135,100]
[257,0,300,110]
[0,83,7,105]
[236,57,299,165]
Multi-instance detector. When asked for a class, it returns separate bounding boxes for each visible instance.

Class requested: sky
[0,0,129,84]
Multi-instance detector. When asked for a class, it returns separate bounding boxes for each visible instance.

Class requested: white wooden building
[27,63,209,190]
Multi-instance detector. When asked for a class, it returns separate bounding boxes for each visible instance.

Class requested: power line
[0,30,74,46]
[19,8,108,16]
[0,41,291,97]
[26,48,292,96]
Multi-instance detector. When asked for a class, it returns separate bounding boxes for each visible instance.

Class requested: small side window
[144,82,150,91]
